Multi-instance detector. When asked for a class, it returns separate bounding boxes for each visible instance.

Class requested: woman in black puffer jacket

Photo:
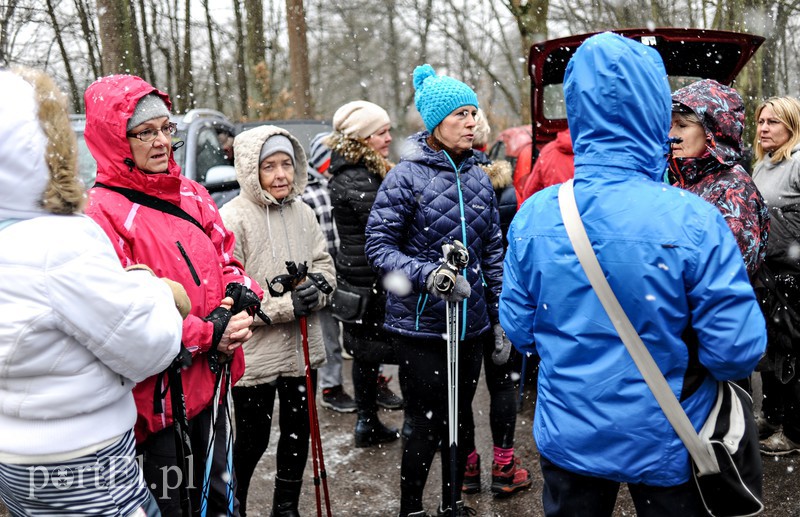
[325,100,400,448]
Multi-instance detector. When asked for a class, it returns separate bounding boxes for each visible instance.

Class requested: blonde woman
[752,96,800,455]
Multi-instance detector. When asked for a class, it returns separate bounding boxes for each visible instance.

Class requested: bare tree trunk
[44,0,82,112]
[385,0,402,123]
[137,0,155,83]
[151,0,174,91]
[201,0,222,111]
[179,0,193,111]
[503,0,549,123]
[232,0,249,118]
[96,0,141,74]
[127,0,145,78]
[170,0,182,95]
[0,0,17,67]
[74,0,100,78]
[245,0,267,112]
[285,0,313,117]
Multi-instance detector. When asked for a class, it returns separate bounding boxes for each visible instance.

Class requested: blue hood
[565,32,671,181]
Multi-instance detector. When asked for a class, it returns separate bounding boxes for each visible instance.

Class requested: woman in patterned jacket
[667,79,769,279]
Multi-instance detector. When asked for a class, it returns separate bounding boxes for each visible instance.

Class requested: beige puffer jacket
[220,125,335,385]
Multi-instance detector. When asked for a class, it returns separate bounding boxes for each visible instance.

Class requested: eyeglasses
[127,122,178,143]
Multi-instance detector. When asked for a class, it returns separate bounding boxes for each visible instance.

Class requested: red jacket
[520,129,574,205]
[83,75,262,442]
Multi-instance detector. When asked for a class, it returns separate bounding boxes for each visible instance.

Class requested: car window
[75,133,97,188]
[194,126,235,184]
[69,117,97,188]
[542,75,704,121]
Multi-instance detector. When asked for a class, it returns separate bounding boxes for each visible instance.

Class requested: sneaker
[320,385,357,413]
[461,455,481,494]
[760,430,800,456]
[491,456,532,497]
[377,375,404,409]
[436,501,477,516]
[755,415,780,440]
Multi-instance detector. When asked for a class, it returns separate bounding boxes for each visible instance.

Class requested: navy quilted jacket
[365,131,504,340]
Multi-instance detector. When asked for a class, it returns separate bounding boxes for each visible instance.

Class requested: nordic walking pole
[200,282,270,516]
[299,315,323,517]
[517,354,527,413]
[299,314,332,517]
[200,361,235,517]
[434,240,469,514]
[269,262,333,517]
[446,298,459,514]
[200,365,224,517]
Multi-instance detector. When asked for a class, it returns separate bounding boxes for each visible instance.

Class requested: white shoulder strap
[557,179,719,475]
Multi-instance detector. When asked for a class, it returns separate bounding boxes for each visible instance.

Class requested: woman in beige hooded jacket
[220,125,335,516]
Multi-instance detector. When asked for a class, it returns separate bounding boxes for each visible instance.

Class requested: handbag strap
[94,182,205,234]
[557,179,719,475]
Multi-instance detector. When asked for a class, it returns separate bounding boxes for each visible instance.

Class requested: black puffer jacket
[327,134,391,331]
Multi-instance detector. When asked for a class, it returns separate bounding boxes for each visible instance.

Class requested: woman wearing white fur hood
[0,68,183,515]
[219,125,336,516]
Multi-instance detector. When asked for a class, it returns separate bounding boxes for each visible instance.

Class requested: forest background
[1,0,798,142]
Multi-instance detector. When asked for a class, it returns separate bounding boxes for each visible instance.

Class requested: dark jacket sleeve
[365,165,437,293]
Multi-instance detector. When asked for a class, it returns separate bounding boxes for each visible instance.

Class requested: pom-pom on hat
[413,64,479,132]
[127,93,170,131]
[332,101,391,140]
[259,134,296,167]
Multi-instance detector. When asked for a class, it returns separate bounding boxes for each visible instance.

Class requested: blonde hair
[473,109,491,147]
[753,96,800,164]
[12,67,84,215]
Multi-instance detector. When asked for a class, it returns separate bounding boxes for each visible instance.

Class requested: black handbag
[330,277,373,324]
[692,382,763,517]
[559,180,764,517]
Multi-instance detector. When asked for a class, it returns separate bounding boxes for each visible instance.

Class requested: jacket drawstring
[443,150,470,341]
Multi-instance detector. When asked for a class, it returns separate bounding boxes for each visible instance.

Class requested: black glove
[292,280,320,317]
[226,283,271,324]
[204,305,233,349]
[426,266,471,303]
[492,324,512,365]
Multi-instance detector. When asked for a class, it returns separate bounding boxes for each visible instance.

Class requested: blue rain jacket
[499,33,766,486]
[365,132,504,340]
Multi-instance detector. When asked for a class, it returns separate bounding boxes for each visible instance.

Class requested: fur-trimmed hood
[324,132,393,179]
[233,125,309,207]
[479,160,512,191]
[0,68,83,221]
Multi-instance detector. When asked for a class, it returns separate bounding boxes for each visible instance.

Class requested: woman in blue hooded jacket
[500,33,766,516]
[365,65,507,517]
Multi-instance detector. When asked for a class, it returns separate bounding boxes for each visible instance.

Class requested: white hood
[0,71,49,220]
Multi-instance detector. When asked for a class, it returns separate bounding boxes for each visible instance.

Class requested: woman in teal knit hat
[365,64,512,517]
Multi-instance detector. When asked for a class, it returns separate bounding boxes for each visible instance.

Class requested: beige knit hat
[332,101,391,140]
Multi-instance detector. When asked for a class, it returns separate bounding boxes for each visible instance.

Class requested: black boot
[270,477,302,517]
[354,411,400,448]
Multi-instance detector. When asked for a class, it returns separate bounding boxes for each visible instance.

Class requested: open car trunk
[528,28,765,146]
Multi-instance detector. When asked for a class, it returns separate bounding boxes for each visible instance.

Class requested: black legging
[397,334,485,515]
[762,371,800,442]
[461,339,518,451]
[232,373,316,514]
[344,321,398,415]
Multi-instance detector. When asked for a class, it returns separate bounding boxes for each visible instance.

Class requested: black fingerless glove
[204,305,233,349]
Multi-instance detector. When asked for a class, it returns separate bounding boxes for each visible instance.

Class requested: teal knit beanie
[413,64,479,132]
